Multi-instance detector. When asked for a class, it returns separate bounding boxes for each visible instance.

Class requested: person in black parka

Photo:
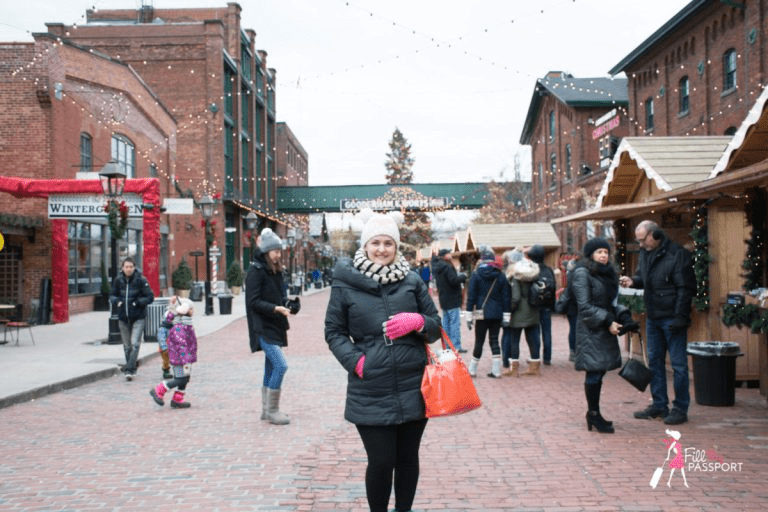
[325,213,441,512]
[572,238,628,434]
[246,228,297,425]
[110,257,154,380]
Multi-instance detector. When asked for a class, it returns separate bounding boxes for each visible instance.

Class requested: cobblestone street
[1,289,766,511]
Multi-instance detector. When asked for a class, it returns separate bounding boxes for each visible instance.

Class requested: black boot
[585,383,614,434]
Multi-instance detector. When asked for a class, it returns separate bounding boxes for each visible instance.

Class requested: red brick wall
[626,2,763,136]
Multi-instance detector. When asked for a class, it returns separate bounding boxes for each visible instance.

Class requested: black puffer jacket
[109,269,154,323]
[324,261,441,426]
[629,234,695,324]
[431,255,465,310]
[245,248,289,352]
[572,261,622,372]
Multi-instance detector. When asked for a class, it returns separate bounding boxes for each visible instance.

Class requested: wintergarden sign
[48,194,143,218]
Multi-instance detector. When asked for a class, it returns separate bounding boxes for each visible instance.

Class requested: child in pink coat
[149,297,198,408]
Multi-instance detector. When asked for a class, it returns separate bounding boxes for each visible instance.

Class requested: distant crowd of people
[113,213,694,512]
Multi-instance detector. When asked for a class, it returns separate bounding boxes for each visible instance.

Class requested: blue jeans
[502,324,541,364]
[539,307,552,362]
[441,308,462,351]
[646,317,690,412]
[261,337,288,390]
[119,318,145,374]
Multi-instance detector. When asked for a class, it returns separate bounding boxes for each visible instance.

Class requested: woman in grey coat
[325,213,441,512]
[572,238,625,434]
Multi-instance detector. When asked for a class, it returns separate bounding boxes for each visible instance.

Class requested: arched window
[724,48,737,91]
[549,110,556,142]
[565,144,572,181]
[679,76,690,114]
[111,134,135,178]
[549,152,557,190]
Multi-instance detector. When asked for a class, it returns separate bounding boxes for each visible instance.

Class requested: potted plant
[172,258,194,298]
[226,261,244,295]
[94,261,111,311]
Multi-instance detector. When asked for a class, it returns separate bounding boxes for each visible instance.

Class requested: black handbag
[619,331,652,392]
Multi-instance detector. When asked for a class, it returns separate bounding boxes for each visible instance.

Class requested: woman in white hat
[325,213,441,512]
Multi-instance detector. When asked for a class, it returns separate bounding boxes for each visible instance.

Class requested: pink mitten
[355,355,366,378]
[384,312,425,339]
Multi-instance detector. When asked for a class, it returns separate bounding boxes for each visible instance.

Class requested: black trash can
[687,342,743,406]
[144,297,171,341]
[218,294,233,315]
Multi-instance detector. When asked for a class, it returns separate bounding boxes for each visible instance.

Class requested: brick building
[47,3,293,278]
[0,34,175,317]
[519,72,629,254]
[610,0,764,138]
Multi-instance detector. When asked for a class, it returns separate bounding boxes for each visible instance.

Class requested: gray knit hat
[360,214,400,248]
[259,228,283,253]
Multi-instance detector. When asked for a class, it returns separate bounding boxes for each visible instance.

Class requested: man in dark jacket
[620,220,695,425]
[110,257,154,380]
[431,249,467,352]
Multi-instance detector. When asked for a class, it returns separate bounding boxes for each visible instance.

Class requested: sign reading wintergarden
[340,197,450,211]
[48,194,144,218]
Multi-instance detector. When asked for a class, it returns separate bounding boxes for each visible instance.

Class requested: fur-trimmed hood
[507,258,540,282]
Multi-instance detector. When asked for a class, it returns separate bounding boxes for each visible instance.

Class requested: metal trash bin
[189,282,204,302]
[218,294,233,315]
[687,341,743,406]
[144,297,171,342]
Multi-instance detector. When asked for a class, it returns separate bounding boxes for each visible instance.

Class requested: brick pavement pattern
[1,289,767,511]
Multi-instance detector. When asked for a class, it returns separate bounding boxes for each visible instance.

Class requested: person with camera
[620,220,695,425]
[245,228,300,425]
[573,238,637,434]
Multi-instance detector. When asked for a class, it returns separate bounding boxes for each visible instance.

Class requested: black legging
[355,418,428,512]
[473,318,501,359]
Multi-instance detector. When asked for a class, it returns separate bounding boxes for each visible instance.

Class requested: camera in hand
[617,320,640,336]
[285,297,301,315]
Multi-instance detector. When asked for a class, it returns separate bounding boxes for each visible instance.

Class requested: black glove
[285,297,301,315]
[617,320,640,336]
[669,317,689,333]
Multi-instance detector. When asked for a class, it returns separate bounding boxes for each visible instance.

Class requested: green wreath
[104,199,129,240]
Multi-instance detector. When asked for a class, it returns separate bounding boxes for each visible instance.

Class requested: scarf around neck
[353,248,410,284]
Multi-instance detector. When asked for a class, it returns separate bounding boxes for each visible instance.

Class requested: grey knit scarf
[353,248,410,284]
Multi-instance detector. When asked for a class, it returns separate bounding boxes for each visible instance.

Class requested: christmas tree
[385,128,414,184]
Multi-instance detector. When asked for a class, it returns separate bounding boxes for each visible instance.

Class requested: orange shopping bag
[421,329,482,418]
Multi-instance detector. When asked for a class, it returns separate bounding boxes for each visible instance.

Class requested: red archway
[0,177,160,323]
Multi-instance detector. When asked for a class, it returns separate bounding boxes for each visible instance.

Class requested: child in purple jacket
[149,297,198,408]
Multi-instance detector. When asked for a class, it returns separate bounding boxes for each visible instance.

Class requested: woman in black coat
[325,214,441,512]
[572,238,625,434]
[246,228,297,425]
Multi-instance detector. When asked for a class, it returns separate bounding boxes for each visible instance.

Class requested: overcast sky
[2,0,692,186]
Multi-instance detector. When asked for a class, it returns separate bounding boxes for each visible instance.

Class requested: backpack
[528,265,556,308]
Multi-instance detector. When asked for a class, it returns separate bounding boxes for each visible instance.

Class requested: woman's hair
[266,254,283,274]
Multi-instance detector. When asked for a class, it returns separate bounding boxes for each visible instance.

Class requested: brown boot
[522,359,541,376]
[503,360,519,377]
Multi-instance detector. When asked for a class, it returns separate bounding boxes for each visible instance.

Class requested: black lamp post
[198,194,216,316]
[99,161,127,344]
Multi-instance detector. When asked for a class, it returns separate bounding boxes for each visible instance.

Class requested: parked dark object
[687,342,743,406]
[219,294,233,315]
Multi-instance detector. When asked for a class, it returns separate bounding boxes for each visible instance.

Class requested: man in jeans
[431,249,467,352]
[110,257,155,380]
[620,220,695,425]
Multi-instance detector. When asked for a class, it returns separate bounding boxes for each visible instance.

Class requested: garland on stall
[618,293,645,314]
[614,220,628,275]
[689,205,712,311]
[104,199,129,240]
[742,187,767,291]
[721,302,768,333]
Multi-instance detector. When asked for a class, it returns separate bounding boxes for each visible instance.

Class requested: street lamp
[99,161,127,344]
[287,228,296,294]
[198,194,216,316]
